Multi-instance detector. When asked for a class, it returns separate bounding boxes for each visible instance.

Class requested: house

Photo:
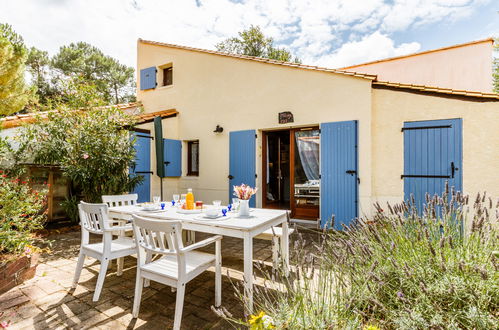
[132,38,499,229]
[339,38,495,93]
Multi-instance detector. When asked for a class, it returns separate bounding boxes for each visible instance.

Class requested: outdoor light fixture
[213,125,224,133]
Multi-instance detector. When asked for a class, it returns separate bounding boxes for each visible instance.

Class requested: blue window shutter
[403,119,462,213]
[229,130,256,207]
[320,121,358,229]
[130,132,151,203]
[140,66,157,90]
[163,139,182,177]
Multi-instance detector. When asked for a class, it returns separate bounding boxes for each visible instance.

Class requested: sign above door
[278,111,294,124]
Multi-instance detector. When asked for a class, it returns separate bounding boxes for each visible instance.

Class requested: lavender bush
[222,186,498,329]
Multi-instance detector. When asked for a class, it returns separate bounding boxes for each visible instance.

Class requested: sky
[0,0,497,69]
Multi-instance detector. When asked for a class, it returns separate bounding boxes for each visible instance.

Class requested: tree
[216,25,300,63]
[51,42,135,104]
[0,23,33,116]
[26,47,58,106]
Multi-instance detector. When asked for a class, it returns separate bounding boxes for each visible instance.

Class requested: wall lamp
[213,125,224,133]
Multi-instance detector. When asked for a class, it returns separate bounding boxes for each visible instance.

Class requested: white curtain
[295,131,319,181]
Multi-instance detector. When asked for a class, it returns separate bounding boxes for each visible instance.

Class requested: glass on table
[212,200,222,207]
[232,198,240,211]
[173,194,180,202]
[153,196,161,205]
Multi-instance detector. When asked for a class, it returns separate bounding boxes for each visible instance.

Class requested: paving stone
[0,289,30,310]
[3,302,43,324]
[34,290,75,311]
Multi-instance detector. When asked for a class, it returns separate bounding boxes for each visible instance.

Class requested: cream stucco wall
[371,87,499,207]
[344,40,494,93]
[135,40,499,221]
[136,41,374,216]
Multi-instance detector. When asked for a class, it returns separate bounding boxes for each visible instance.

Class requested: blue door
[131,132,152,203]
[320,121,358,229]
[229,130,256,207]
[403,119,462,211]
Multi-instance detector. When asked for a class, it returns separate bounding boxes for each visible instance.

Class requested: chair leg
[72,252,86,288]
[188,231,196,245]
[173,283,186,330]
[132,272,144,318]
[144,251,151,288]
[117,257,124,276]
[272,236,279,269]
[93,258,109,302]
[215,240,222,307]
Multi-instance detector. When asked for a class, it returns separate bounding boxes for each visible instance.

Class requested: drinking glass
[173,194,180,203]
[180,194,187,206]
[232,198,240,211]
[153,196,160,205]
[213,200,222,207]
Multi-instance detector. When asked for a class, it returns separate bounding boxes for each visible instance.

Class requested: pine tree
[216,25,301,63]
[0,23,32,116]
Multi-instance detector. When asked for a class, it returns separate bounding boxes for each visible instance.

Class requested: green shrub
[224,188,498,329]
[0,171,47,255]
[14,106,142,204]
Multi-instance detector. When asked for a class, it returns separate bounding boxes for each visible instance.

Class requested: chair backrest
[102,194,138,207]
[78,201,110,234]
[132,215,184,257]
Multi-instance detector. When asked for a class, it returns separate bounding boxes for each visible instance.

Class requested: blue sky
[0,0,497,69]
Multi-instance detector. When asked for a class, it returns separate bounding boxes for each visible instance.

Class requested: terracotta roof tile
[0,102,158,129]
[373,81,499,100]
[138,39,377,80]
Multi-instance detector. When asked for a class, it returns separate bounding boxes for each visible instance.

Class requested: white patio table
[108,205,289,312]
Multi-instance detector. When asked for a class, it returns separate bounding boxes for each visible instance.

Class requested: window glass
[163,67,173,86]
[187,141,199,176]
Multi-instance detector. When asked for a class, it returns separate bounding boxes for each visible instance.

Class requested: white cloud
[0,0,492,70]
[316,31,421,68]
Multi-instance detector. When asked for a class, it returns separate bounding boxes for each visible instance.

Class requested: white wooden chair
[255,213,294,268]
[131,214,222,330]
[102,194,138,274]
[255,227,295,268]
[72,202,136,302]
[102,194,138,208]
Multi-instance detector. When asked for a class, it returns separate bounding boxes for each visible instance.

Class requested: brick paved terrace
[0,226,319,329]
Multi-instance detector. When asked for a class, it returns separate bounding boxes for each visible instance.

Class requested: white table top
[108,205,288,232]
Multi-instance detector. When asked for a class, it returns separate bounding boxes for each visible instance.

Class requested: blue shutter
[403,119,462,212]
[229,130,256,207]
[320,121,358,229]
[130,132,151,203]
[140,66,157,90]
[163,139,182,177]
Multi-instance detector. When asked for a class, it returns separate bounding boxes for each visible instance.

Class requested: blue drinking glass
[160,202,166,210]
[171,200,175,207]
[221,208,228,216]
[227,204,232,212]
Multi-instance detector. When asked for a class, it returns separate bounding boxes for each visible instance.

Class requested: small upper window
[187,141,199,176]
[163,66,173,86]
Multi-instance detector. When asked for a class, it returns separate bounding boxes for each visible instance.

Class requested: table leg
[281,217,290,276]
[243,232,253,313]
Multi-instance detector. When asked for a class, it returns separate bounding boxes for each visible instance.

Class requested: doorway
[263,127,320,221]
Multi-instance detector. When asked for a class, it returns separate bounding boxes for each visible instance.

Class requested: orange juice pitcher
[186,188,195,210]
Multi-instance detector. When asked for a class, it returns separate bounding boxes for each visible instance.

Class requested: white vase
[239,199,250,217]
